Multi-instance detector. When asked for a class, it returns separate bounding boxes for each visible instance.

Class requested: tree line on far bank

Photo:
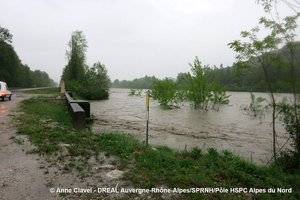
[111,41,300,93]
[0,26,56,88]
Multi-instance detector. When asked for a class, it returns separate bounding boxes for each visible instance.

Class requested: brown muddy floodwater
[91,88,291,165]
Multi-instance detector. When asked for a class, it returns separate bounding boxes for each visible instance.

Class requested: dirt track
[0,92,56,200]
[0,91,136,200]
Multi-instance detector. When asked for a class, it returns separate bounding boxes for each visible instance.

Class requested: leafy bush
[152,78,181,109]
[129,88,136,96]
[65,62,110,100]
[129,88,143,96]
[62,31,110,100]
[184,57,230,110]
[277,96,300,160]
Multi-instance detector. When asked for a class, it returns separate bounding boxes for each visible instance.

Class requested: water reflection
[1,104,5,113]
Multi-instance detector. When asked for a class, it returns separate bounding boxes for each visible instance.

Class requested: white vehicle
[0,81,12,101]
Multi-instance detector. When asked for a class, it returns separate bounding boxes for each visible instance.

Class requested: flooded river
[91,88,291,165]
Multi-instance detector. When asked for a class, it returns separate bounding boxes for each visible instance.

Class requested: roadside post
[146,93,150,147]
[60,80,66,99]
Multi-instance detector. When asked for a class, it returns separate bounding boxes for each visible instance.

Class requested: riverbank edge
[14,94,299,199]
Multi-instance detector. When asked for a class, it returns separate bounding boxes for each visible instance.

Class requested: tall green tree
[257,0,300,163]
[228,25,281,161]
[229,0,300,161]
[61,30,110,100]
[0,26,55,87]
[62,30,87,82]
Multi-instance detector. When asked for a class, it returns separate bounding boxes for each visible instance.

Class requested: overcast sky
[1,0,299,83]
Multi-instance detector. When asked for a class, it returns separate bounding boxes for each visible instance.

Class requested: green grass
[23,87,60,95]
[10,136,24,145]
[16,98,300,200]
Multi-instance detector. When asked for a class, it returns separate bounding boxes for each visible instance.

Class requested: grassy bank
[23,87,60,95]
[15,97,299,199]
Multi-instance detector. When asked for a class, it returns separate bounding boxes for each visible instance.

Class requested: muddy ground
[0,92,146,200]
[0,92,55,200]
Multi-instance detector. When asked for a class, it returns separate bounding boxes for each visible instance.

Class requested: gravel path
[0,91,131,200]
[0,92,56,200]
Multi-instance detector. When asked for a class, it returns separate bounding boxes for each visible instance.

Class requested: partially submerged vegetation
[151,57,230,110]
[229,1,300,163]
[15,97,300,199]
[111,41,300,94]
[152,78,182,109]
[129,88,142,96]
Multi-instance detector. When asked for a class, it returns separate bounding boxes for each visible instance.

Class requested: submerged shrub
[182,57,230,110]
[152,78,182,109]
[129,88,136,96]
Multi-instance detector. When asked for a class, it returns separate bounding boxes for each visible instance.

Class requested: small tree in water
[184,57,229,110]
[152,78,180,109]
[229,1,300,162]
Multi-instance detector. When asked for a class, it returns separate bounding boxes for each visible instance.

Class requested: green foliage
[129,88,136,96]
[184,57,229,110]
[112,75,158,89]
[17,98,300,199]
[0,26,13,43]
[19,98,72,127]
[249,93,267,116]
[241,93,268,119]
[129,146,299,199]
[212,90,230,105]
[229,2,300,162]
[17,97,142,163]
[228,10,284,161]
[62,31,110,100]
[62,30,87,82]
[23,87,60,95]
[112,42,300,93]
[31,70,56,87]
[204,39,297,93]
[81,62,110,100]
[129,88,143,96]
[274,149,300,174]
[277,97,300,156]
[136,89,142,96]
[150,58,230,110]
[0,26,56,88]
[227,18,283,94]
[152,78,181,109]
